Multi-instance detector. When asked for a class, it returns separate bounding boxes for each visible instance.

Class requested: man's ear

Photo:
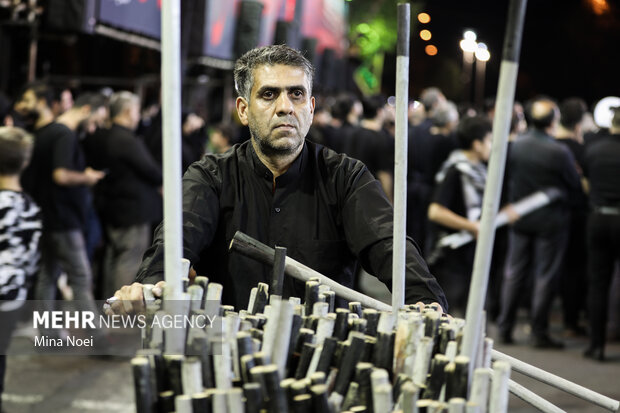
[236,97,249,126]
[310,96,315,115]
[80,105,92,118]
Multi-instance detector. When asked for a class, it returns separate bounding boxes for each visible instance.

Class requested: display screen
[98,0,162,39]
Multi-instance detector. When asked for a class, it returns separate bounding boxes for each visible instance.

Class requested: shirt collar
[530,128,553,141]
[247,140,307,187]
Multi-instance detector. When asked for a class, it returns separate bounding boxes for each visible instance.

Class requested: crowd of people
[0,62,619,413]
[305,87,620,359]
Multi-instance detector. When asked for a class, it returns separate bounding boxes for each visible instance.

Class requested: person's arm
[338,161,448,310]
[51,126,105,186]
[427,166,479,235]
[121,136,163,186]
[428,202,479,236]
[53,167,105,186]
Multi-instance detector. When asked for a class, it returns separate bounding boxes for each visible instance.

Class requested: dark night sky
[3,0,619,111]
[406,0,620,107]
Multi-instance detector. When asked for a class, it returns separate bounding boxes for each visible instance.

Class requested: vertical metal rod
[460,0,528,380]
[271,246,287,296]
[27,25,38,82]
[161,0,184,301]
[392,2,410,311]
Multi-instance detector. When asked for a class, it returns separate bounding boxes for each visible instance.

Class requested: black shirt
[509,129,581,234]
[136,140,447,310]
[556,138,588,213]
[431,166,467,234]
[344,126,393,177]
[89,124,163,227]
[584,133,620,207]
[21,122,89,231]
[408,124,456,187]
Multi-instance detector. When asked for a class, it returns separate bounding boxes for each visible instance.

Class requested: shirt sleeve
[52,126,77,170]
[338,162,448,310]
[432,167,460,209]
[120,138,163,186]
[135,159,221,284]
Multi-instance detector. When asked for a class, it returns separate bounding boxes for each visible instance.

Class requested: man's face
[236,64,315,156]
[475,133,493,162]
[15,90,39,117]
[127,101,141,130]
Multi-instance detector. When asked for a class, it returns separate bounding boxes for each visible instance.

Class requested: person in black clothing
[109,45,447,313]
[344,95,394,201]
[426,115,493,315]
[143,109,207,174]
[406,98,457,253]
[555,97,589,336]
[92,91,163,299]
[321,93,361,153]
[582,107,620,361]
[497,97,582,348]
[486,104,526,322]
[16,83,105,338]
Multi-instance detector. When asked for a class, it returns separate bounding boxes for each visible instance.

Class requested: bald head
[527,98,559,131]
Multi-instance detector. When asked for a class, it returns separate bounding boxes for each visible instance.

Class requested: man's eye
[263,91,274,99]
[291,90,304,98]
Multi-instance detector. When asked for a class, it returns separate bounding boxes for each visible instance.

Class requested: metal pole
[230,232,620,411]
[460,0,528,379]
[493,350,620,412]
[27,24,38,82]
[161,0,184,301]
[508,379,566,413]
[229,232,392,311]
[392,2,410,311]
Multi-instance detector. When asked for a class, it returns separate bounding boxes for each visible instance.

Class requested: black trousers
[498,227,568,338]
[586,212,620,348]
[561,211,588,329]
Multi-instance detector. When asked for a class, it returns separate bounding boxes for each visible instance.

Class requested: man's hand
[105,281,165,316]
[501,204,521,224]
[467,221,481,239]
[415,301,444,314]
[84,167,106,186]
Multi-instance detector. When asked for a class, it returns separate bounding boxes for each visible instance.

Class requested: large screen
[98,0,162,39]
[95,0,346,60]
[201,0,239,60]
[301,0,346,55]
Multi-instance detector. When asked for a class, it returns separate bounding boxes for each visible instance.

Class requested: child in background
[0,126,42,411]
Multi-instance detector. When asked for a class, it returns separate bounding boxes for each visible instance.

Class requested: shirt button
[264,172,270,179]
[275,207,281,213]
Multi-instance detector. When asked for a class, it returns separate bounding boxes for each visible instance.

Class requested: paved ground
[2,281,619,413]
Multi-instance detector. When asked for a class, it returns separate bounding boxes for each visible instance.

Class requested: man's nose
[275,93,294,115]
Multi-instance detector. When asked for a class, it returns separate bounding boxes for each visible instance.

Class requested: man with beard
[110,45,446,313]
[16,83,105,337]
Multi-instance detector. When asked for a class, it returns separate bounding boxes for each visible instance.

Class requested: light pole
[459,30,477,103]
[474,42,491,109]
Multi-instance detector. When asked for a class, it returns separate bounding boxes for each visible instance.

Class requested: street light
[459,30,477,103]
[475,43,491,108]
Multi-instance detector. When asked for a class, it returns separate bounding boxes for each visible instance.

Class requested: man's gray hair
[233,44,314,100]
[108,91,139,119]
[431,100,459,127]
